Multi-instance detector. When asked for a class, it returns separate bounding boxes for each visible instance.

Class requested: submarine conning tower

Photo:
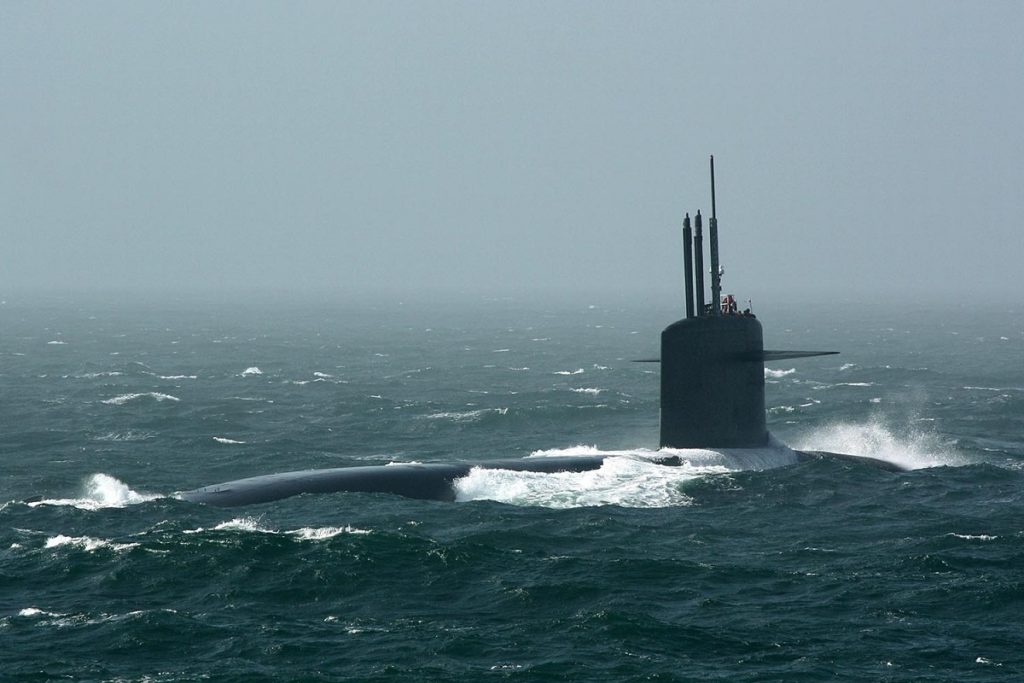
[659,157,835,449]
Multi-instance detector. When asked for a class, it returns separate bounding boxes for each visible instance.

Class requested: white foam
[554,369,585,375]
[455,457,706,508]
[47,340,67,345]
[241,366,263,376]
[948,533,998,541]
[458,444,799,508]
[44,535,139,552]
[570,388,602,395]
[186,518,370,538]
[213,437,246,444]
[77,371,124,379]
[158,374,197,380]
[18,608,65,618]
[29,474,161,510]
[529,444,605,457]
[287,526,372,540]
[95,430,154,442]
[791,420,961,470]
[422,408,508,421]
[765,368,796,379]
[313,371,334,378]
[102,392,180,405]
[212,517,269,533]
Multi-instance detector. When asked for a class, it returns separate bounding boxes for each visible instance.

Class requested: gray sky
[2,1,1022,304]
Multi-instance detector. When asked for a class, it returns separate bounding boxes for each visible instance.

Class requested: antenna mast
[709,155,722,316]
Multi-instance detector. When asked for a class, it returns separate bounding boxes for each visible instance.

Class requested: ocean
[2,295,1022,682]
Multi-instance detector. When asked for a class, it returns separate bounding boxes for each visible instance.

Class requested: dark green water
[2,297,1022,681]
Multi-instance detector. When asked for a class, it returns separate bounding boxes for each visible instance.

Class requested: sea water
[1,295,1022,681]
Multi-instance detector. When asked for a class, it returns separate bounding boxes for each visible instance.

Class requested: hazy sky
[2,2,1021,304]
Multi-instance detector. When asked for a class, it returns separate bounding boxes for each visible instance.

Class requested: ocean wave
[28,474,161,510]
[95,430,155,442]
[947,533,998,541]
[44,535,139,553]
[288,526,372,539]
[554,369,585,375]
[184,517,370,538]
[102,392,180,405]
[791,420,962,470]
[213,436,246,444]
[13,607,178,629]
[158,374,197,380]
[18,607,65,618]
[241,366,263,376]
[422,408,508,422]
[765,368,796,379]
[570,387,602,395]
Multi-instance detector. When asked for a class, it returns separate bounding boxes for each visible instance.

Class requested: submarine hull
[179,450,905,507]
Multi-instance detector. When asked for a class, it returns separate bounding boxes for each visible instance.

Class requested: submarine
[181,157,903,507]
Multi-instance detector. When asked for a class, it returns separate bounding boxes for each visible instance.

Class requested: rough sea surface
[2,296,1022,682]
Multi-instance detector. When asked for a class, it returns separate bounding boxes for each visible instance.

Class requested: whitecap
[554,369,585,375]
[765,368,796,379]
[212,517,270,533]
[241,366,263,376]
[313,371,334,378]
[213,437,246,444]
[18,608,65,618]
[158,374,197,380]
[422,408,508,422]
[948,533,998,541]
[44,535,139,552]
[102,392,180,406]
[95,430,154,442]
[570,387,602,395]
[287,526,371,540]
[186,518,370,538]
[46,340,67,345]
